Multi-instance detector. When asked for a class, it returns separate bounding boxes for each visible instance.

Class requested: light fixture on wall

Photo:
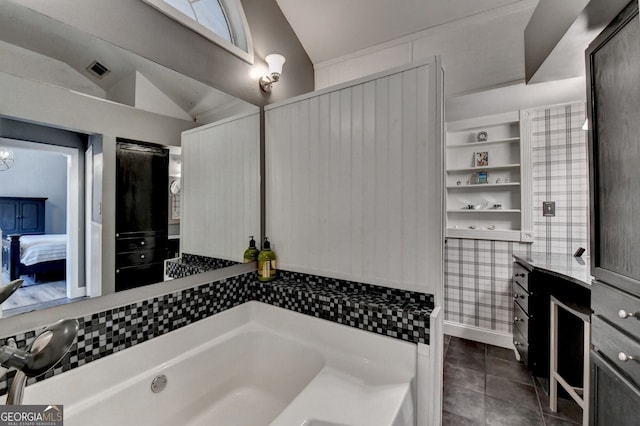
[259,54,286,93]
[0,148,14,171]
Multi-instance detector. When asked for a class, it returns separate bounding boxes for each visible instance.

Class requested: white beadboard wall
[265,60,444,297]
[181,111,261,262]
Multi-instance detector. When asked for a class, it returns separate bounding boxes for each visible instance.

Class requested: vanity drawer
[513,281,530,313]
[116,248,167,267]
[593,280,640,340]
[116,236,164,252]
[115,262,164,291]
[513,262,530,290]
[593,315,640,388]
[513,301,529,342]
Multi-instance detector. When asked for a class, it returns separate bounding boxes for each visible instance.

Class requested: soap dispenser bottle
[257,237,276,282]
[243,236,259,262]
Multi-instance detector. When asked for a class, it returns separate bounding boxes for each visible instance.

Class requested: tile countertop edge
[512,252,593,288]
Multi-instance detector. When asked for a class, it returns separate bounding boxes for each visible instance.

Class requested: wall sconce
[259,54,286,93]
[0,148,14,171]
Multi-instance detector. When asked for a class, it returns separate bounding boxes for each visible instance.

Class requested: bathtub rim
[16,302,418,408]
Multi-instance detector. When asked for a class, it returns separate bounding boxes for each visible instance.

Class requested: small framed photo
[477,171,488,184]
[474,151,489,167]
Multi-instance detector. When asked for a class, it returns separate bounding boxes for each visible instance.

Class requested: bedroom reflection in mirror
[0,135,83,318]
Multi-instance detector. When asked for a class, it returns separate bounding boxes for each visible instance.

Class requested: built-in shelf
[447,209,521,213]
[446,183,521,189]
[446,228,529,242]
[445,110,533,242]
[447,164,521,173]
[446,137,520,148]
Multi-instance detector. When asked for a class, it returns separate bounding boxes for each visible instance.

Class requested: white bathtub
[14,302,434,425]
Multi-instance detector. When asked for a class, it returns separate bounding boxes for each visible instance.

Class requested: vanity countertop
[513,252,593,288]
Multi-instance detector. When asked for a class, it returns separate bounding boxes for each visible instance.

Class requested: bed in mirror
[0,1,260,319]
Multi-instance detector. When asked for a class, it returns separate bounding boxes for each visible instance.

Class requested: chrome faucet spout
[1,318,79,405]
[0,279,23,305]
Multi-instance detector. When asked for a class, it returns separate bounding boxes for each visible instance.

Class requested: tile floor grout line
[533,378,548,426]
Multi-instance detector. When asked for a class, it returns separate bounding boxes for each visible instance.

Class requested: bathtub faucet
[1,318,79,405]
[0,279,23,305]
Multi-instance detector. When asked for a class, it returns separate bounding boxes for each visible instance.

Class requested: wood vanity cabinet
[115,139,169,292]
[512,260,590,386]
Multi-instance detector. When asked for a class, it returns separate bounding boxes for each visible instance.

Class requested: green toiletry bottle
[243,236,259,262]
[257,237,277,282]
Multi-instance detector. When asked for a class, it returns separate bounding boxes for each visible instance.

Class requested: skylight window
[142,0,253,63]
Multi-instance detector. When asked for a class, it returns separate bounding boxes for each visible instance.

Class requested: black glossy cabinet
[590,350,640,426]
[586,1,640,424]
[115,139,168,291]
[512,261,590,384]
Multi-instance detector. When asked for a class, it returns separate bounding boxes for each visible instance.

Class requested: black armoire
[586,1,640,424]
[115,138,169,291]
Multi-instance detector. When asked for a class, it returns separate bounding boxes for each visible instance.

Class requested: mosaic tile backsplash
[165,253,239,279]
[0,270,433,396]
[445,102,589,334]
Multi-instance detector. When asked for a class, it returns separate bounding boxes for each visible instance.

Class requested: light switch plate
[543,201,555,217]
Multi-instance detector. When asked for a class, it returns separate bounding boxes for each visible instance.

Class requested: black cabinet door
[116,141,168,236]
[115,140,169,292]
[587,0,640,295]
[590,351,640,426]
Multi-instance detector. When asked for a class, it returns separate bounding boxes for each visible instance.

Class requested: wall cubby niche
[445,111,533,242]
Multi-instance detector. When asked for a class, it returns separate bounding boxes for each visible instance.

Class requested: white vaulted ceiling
[275,0,530,63]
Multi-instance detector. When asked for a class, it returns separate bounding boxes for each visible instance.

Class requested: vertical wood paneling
[374,77,390,281]
[350,84,364,279]
[402,68,419,285]
[362,81,377,279]
[266,62,443,294]
[388,73,404,284]
[181,112,260,262]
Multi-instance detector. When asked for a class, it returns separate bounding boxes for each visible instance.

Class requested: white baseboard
[444,320,514,349]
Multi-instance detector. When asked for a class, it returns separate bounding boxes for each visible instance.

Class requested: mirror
[0,1,260,318]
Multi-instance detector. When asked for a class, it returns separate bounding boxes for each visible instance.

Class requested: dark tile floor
[442,335,583,426]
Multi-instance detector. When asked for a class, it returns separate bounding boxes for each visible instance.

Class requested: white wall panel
[266,61,443,295]
[181,112,260,262]
[313,1,537,99]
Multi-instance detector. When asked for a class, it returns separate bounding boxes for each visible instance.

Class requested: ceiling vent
[86,60,110,79]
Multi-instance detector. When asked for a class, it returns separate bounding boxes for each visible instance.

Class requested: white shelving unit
[445,111,533,242]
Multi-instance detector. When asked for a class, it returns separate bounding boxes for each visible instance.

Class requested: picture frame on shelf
[477,171,488,184]
[474,151,489,167]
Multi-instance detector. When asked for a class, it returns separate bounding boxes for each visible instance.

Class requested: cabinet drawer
[593,280,640,340]
[513,262,530,290]
[116,249,166,267]
[513,281,530,313]
[513,325,529,366]
[513,301,529,342]
[115,262,164,292]
[116,236,164,252]
[592,315,640,388]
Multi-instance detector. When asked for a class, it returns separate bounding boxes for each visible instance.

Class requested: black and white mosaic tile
[253,270,434,345]
[165,253,239,279]
[0,270,433,396]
